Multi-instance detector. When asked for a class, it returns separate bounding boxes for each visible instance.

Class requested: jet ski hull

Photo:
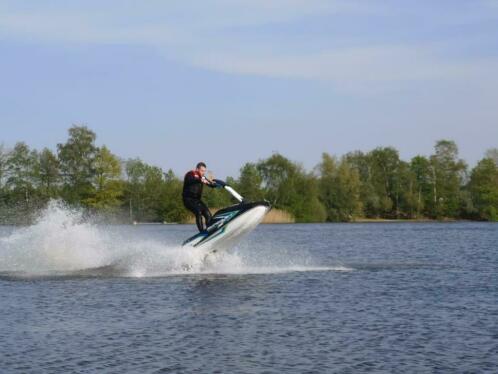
[182,201,270,253]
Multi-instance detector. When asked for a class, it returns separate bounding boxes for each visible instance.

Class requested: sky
[1,0,497,178]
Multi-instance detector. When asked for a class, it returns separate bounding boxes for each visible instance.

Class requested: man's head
[196,162,207,177]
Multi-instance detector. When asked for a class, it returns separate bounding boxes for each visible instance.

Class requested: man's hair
[196,162,207,169]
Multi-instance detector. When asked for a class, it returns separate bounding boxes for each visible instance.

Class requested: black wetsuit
[182,170,214,232]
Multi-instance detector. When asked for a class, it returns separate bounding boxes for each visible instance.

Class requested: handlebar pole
[224,185,244,203]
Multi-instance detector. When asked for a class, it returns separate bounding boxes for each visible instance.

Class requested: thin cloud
[190,45,486,81]
[1,1,497,93]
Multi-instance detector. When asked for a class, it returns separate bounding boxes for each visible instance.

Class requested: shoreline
[131,218,480,225]
[0,220,489,227]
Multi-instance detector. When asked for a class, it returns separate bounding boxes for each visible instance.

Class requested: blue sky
[1,0,497,178]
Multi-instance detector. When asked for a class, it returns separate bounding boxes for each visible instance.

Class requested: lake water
[0,204,497,373]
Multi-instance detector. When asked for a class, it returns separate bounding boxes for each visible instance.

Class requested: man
[182,162,216,232]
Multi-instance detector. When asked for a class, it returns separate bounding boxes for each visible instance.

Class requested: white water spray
[0,201,350,277]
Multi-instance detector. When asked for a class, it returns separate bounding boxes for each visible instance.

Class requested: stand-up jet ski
[182,179,270,255]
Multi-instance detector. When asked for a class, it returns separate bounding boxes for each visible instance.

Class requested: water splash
[0,201,351,277]
[0,201,110,273]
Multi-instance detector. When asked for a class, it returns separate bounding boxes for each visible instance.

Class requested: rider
[182,162,216,232]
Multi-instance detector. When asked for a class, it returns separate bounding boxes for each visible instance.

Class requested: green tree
[142,164,167,221]
[57,125,98,204]
[318,153,362,221]
[85,146,123,210]
[469,158,498,221]
[257,153,298,207]
[257,153,325,222]
[429,140,467,218]
[344,151,379,218]
[157,169,189,223]
[203,186,233,208]
[0,144,8,213]
[292,172,326,222]
[367,147,401,217]
[5,142,38,204]
[393,160,419,218]
[36,148,60,199]
[124,158,146,221]
[0,144,8,190]
[124,158,165,222]
[236,163,265,201]
[410,156,432,217]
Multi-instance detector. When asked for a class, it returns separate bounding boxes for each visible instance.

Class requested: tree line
[0,125,497,223]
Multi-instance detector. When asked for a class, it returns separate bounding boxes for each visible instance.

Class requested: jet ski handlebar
[212,179,226,187]
[212,179,244,203]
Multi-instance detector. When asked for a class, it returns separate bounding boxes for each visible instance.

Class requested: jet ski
[182,179,271,255]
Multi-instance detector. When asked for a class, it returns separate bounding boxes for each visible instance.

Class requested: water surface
[0,206,496,373]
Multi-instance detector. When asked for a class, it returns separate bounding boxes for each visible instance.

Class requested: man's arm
[201,176,217,188]
[185,172,202,186]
